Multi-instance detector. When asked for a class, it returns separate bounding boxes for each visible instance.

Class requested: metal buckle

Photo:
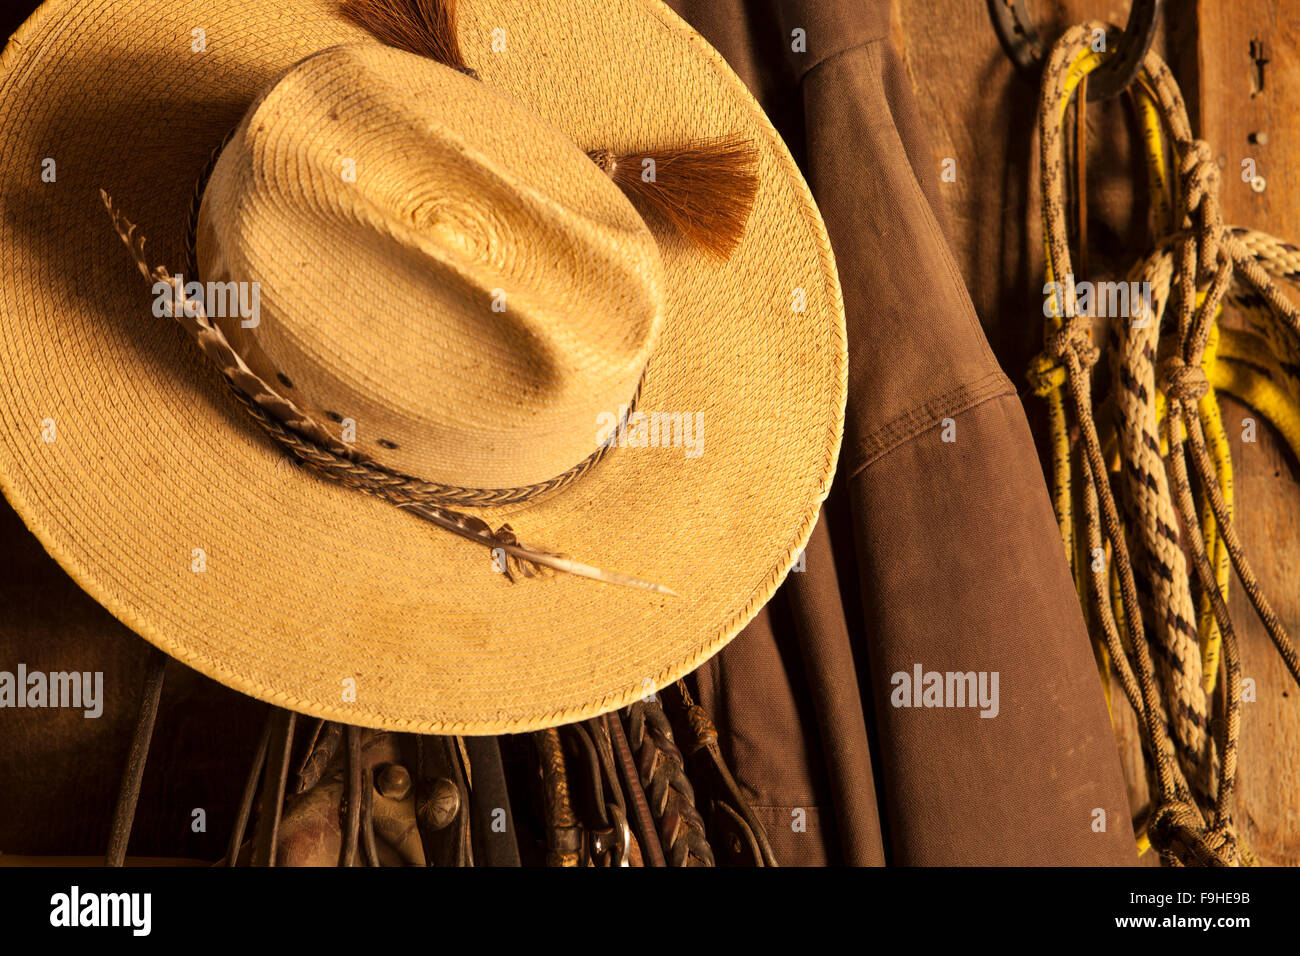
[589,803,632,867]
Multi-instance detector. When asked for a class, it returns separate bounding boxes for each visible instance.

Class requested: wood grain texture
[1197,0,1300,865]
[895,0,1298,863]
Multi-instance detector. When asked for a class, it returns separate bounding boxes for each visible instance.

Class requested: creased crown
[195,42,665,488]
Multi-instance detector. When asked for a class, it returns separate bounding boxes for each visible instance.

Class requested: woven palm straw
[0,0,846,733]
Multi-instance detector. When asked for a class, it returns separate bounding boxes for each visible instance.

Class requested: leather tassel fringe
[341,0,474,76]
[589,138,761,260]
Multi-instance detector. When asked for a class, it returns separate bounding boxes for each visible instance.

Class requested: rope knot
[1027,318,1097,394]
[1148,799,1201,832]
[683,703,719,754]
[1158,355,1209,403]
[1025,353,1063,396]
[1148,801,1240,866]
[1179,140,1221,216]
[1045,318,1099,369]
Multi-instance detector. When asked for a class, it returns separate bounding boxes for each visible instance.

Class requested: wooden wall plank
[1197,0,1300,866]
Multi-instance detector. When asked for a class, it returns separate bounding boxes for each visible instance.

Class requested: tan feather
[102,190,356,458]
[398,502,677,594]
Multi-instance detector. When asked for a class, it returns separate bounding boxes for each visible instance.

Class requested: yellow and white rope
[1029,22,1300,866]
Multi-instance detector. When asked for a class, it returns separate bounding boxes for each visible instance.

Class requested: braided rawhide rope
[535,728,583,867]
[673,681,780,866]
[624,699,715,867]
[1030,22,1300,866]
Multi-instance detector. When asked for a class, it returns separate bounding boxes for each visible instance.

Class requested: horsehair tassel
[100,191,675,596]
[341,0,474,76]
[340,0,759,259]
[589,137,761,260]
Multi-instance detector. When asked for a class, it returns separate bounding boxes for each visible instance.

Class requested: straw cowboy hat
[0,0,846,733]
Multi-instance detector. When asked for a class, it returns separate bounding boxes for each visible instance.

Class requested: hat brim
[0,0,845,733]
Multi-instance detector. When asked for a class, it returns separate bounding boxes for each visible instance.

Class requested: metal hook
[985,0,1163,101]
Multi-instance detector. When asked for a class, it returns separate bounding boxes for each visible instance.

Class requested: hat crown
[196,42,665,488]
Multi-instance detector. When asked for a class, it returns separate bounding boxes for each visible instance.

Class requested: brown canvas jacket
[667,0,1137,866]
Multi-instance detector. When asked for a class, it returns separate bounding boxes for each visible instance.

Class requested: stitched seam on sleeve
[847,370,1014,479]
[798,31,889,84]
